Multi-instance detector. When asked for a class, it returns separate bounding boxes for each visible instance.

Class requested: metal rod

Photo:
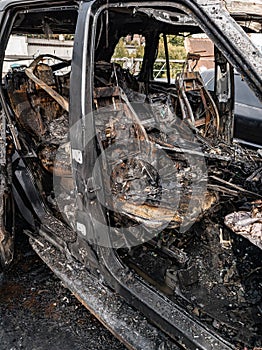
[163,34,171,84]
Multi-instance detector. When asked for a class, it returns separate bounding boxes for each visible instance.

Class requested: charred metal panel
[0,109,14,269]
[31,236,182,350]
[0,172,14,269]
[192,0,262,97]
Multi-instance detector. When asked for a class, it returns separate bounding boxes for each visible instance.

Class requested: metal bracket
[85,177,101,199]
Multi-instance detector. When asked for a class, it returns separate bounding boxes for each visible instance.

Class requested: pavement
[0,234,127,350]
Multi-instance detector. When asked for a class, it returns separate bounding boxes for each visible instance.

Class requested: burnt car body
[0,0,262,349]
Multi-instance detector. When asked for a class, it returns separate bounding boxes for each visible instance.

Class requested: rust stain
[0,282,25,305]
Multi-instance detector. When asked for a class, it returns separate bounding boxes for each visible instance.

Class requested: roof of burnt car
[0,0,262,17]
[0,0,79,11]
[0,0,261,94]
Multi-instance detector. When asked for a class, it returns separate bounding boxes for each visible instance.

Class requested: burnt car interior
[1,3,262,349]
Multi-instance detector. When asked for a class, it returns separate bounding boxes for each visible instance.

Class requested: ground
[0,234,127,350]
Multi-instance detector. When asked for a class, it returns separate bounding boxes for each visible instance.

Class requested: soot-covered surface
[0,233,127,350]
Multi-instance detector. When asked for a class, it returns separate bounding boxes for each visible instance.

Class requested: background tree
[155,35,186,78]
[112,38,129,58]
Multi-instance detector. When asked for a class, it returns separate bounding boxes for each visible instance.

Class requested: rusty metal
[175,54,220,136]
[25,55,69,112]
[6,59,70,176]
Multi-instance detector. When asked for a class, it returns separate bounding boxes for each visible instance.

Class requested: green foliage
[156,35,186,61]
[154,35,186,79]
[113,34,186,78]
[112,38,129,58]
[169,35,185,47]
[131,42,144,59]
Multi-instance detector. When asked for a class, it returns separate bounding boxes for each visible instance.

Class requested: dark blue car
[201,69,262,148]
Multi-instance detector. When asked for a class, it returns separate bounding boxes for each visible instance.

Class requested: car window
[235,74,261,108]
[152,34,186,82]
[200,69,215,90]
[201,70,261,109]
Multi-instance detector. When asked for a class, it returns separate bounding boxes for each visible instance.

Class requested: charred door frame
[0,1,80,248]
[68,1,262,348]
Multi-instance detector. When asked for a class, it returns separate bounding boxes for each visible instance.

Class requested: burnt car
[0,1,262,349]
[201,68,262,147]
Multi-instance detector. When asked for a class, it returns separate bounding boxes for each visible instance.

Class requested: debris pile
[225,200,262,250]
[5,55,262,348]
